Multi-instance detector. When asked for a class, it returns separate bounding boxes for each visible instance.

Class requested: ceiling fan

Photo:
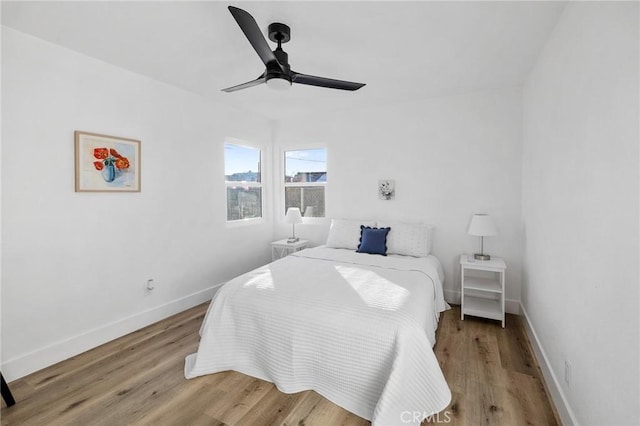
[222,6,366,93]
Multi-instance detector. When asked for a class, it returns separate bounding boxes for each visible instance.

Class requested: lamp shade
[284,207,303,224]
[467,214,497,237]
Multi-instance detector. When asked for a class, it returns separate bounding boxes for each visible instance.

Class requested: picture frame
[378,179,395,200]
[74,131,141,192]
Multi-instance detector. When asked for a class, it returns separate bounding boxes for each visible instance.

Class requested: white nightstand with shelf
[271,239,308,261]
[460,254,507,327]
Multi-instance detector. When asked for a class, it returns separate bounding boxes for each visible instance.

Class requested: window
[225,143,262,222]
[284,148,326,218]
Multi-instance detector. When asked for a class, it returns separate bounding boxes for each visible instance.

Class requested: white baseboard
[520,304,578,426]
[2,283,223,382]
[444,289,520,315]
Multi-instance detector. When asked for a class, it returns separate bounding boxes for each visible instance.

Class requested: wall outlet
[145,279,155,294]
[564,360,571,388]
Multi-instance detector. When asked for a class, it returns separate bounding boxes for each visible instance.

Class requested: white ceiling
[2,1,566,120]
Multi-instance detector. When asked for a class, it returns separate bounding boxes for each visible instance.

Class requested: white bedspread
[185,246,451,425]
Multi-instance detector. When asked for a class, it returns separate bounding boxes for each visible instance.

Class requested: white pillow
[377,221,433,257]
[326,219,376,250]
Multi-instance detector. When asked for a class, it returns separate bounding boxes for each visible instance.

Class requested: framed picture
[378,179,395,200]
[74,131,141,192]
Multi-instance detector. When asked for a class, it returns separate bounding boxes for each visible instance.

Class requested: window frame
[280,145,328,223]
[224,139,265,226]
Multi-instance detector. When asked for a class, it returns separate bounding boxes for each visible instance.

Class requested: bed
[185,235,452,425]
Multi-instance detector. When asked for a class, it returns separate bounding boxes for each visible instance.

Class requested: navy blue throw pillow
[356,225,391,256]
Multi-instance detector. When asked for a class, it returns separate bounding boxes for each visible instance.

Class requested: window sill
[226,217,265,228]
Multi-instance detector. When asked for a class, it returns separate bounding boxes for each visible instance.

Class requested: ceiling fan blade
[291,72,365,91]
[228,6,284,72]
[221,77,266,93]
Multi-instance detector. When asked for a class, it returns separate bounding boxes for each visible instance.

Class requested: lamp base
[287,237,299,243]
[474,253,491,261]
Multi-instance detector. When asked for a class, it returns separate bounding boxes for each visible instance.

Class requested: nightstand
[460,254,507,327]
[271,239,308,261]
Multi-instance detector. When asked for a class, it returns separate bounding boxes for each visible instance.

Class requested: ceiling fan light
[266,76,292,91]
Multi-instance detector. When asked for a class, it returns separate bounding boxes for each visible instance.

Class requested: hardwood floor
[1,304,559,426]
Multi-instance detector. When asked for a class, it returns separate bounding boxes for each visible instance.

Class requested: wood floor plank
[235,385,306,426]
[182,413,228,426]
[424,389,465,426]
[505,370,560,426]
[280,391,320,426]
[465,328,507,387]
[2,304,560,426]
[496,319,539,377]
[433,327,467,393]
[281,390,368,426]
[206,376,273,424]
[136,374,231,425]
[464,378,513,426]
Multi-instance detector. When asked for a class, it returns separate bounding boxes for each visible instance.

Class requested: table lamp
[284,207,303,243]
[467,214,497,260]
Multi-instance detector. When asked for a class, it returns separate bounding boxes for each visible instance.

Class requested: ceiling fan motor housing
[267,43,291,84]
[268,22,290,43]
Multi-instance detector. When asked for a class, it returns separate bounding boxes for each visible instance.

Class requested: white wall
[522,2,639,425]
[274,88,523,308]
[1,27,274,380]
